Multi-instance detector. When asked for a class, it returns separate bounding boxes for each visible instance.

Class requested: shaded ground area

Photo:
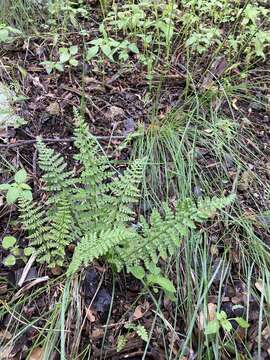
[0,1,270,359]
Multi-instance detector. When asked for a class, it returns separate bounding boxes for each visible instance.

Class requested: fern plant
[16,110,235,277]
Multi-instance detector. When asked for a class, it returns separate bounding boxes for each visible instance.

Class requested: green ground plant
[41,45,79,74]
[1,111,234,290]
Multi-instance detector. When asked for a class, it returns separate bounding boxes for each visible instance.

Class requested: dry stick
[0,135,126,149]
[17,253,37,287]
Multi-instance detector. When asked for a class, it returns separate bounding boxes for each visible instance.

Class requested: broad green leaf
[41,61,54,74]
[20,183,31,190]
[69,45,78,55]
[24,247,34,256]
[128,43,139,54]
[69,58,78,67]
[15,169,27,184]
[59,48,70,63]
[235,317,249,329]
[11,246,20,256]
[0,29,9,42]
[22,190,33,201]
[100,44,114,61]
[221,319,233,332]
[86,46,99,60]
[146,274,176,293]
[6,186,20,204]
[89,38,103,46]
[205,320,220,335]
[0,183,10,191]
[54,63,64,72]
[216,311,227,321]
[2,236,16,250]
[130,265,145,280]
[147,262,161,275]
[3,254,16,267]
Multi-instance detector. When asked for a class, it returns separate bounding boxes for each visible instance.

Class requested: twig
[12,276,49,300]
[17,253,37,287]
[0,135,126,149]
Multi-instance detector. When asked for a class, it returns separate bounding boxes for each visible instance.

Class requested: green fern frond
[36,137,74,193]
[109,158,145,223]
[44,193,73,267]
[67,226,133,275]
[18,196,49,253]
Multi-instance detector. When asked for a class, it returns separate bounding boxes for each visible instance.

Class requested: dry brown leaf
[46,102,60,116]
[238,170,254,191]
[208,303,217,321]
[29,347,44,360]
[133,305,144,320]
[0,329,12,340]
[51,267,62,276]
[198,310,205,331]
[255,281,263,294]
[1,345,14,359]
[232,98,239,110]
[85,307,96,323]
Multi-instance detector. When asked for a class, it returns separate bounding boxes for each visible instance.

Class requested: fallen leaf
[46,102,60,116]
[29,347,44,360]
[105,105,124,119]
[0,329,12,340]
[51,267,62,276]
[85,306,96,323]
[208,303,217,321]
[133,305,144,320]
[255,281,263,294]
[238,170,254,191]
[232,98,239,110]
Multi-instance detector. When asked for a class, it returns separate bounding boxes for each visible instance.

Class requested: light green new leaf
[69,45,78,56]
[24,246,35,256]
[3,254,16,267]
[86,46,99,60]
[2,236,17,250]
[59,48,70,63]
[6,186,20,204]
[22,190,33,201]
[0,183,10,191]
[100,44,114,61]
[205,320,220,335]
[146,274,176,293]
[235,317,249,329]
[69,58,78,67]
[15,169,27,184]
[220,319,233,332]
[128,43,139,54]
[130,265,145,280]
[0,29,9,42]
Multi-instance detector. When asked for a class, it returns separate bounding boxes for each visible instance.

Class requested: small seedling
[0,169,32,204]
[0,24,22,43]
[205,310,249,335]
[86,25,139,62]
[130,264,176,300]
[41,46,79,74]
[1,235,34,267]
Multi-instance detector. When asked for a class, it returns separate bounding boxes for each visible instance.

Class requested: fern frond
[67,226,134,275]
[42,193,73,267]
[18,196,49,254]
[36,137,74,193]
[109,158,145,223]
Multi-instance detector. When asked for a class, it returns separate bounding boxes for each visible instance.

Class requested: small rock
[123,117,135,135]
[105,105,124,120]
[46,102,60,116]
